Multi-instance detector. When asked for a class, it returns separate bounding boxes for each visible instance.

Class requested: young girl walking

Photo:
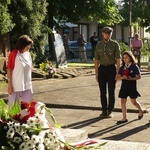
[117,51,143,124]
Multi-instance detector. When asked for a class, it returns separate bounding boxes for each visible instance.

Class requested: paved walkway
[1,68,150,149]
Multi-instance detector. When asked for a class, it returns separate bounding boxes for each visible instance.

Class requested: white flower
[14,122,21,133]
[37,143,45,150]
[13,137,22,144]
[46,142,60,150]
[27,117,37,128]
[31,135,40,144]
[20,123,28,135]
[44,137,52,146]
[44,136,61,150]
[19,142,26,149]
[38,136,44,144]
[34,113,41,120]
[7,121,14,128]
[6,128,15,139]
[26,140,35,149]
[22,123,28,129]
[22,133,30,141]
[46,131,55,139]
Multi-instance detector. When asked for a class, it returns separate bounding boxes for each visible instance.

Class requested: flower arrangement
[39,60,56,77]
[0,82,106,150]
[0,100,65,150]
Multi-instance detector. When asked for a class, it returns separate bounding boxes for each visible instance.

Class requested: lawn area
[67,62,94,68]
[67,58,148,69]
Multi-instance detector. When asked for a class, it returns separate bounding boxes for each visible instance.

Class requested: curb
[45,103,148,114]
[0,69,150,81]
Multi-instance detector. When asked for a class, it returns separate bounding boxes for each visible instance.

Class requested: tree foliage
[8,0,49,63]
[47,0,123,28]
[0,0,14,36]
[8,0,48,43]
[137,0,150,32]
[119,0,150,32]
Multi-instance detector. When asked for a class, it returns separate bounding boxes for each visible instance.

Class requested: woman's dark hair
[121,50,137,65]
[15,35,33,51]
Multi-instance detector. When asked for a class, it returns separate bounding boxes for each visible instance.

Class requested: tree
[47,0,123,27]
[0,0,14,36]
[119,0,150,32]
[137,0,150,32]
[8,0,49,64]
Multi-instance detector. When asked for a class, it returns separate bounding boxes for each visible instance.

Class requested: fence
[141,55,149,62]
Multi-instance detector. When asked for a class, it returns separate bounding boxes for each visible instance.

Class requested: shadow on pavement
[103,123,150,141]
[61,116,102,129]
[88,120,149,139]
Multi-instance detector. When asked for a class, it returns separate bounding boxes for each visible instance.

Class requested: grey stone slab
[97,140,150,150]
[61,128,88,143]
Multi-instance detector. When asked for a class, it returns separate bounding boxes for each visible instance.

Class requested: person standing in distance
[94,27,121,118]
[7,35,33,108]
[77,33,87,62]
[90,32,99,60]
[131,33,143,69]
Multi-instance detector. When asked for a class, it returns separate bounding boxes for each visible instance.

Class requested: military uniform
[95,39,121,65]
[95,27,121,117]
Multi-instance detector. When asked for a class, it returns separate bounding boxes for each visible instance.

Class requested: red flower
[124,68,129,77]
[21,101,29,109]
[13,100,45,123]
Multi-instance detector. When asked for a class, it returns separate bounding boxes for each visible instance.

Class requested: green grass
[67,62,148,68]
[67,62,94,67]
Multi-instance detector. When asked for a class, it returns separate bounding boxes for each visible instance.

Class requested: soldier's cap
[102,27,113,33]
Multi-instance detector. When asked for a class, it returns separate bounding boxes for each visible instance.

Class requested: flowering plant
[39,60,56,77]
[0,82,106,150]
[0,100,65,150]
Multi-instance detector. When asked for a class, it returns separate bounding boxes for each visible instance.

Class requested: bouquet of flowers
[0,100,65,150]
[39,60,56,77]
[0,81,106,150]
[123,66,129,77]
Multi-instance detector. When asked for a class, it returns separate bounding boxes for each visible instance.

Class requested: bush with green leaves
[142,38,150,56]
[119,42,130,54]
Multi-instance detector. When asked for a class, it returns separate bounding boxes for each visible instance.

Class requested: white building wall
[115,25,122,42]
[79,25,88,41]
[89,22,98,40]
[123,27,130,44]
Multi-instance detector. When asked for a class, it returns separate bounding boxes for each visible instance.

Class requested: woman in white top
[7,35,33,108]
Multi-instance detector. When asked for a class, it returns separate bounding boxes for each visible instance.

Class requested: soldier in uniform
[94,27,121,118]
